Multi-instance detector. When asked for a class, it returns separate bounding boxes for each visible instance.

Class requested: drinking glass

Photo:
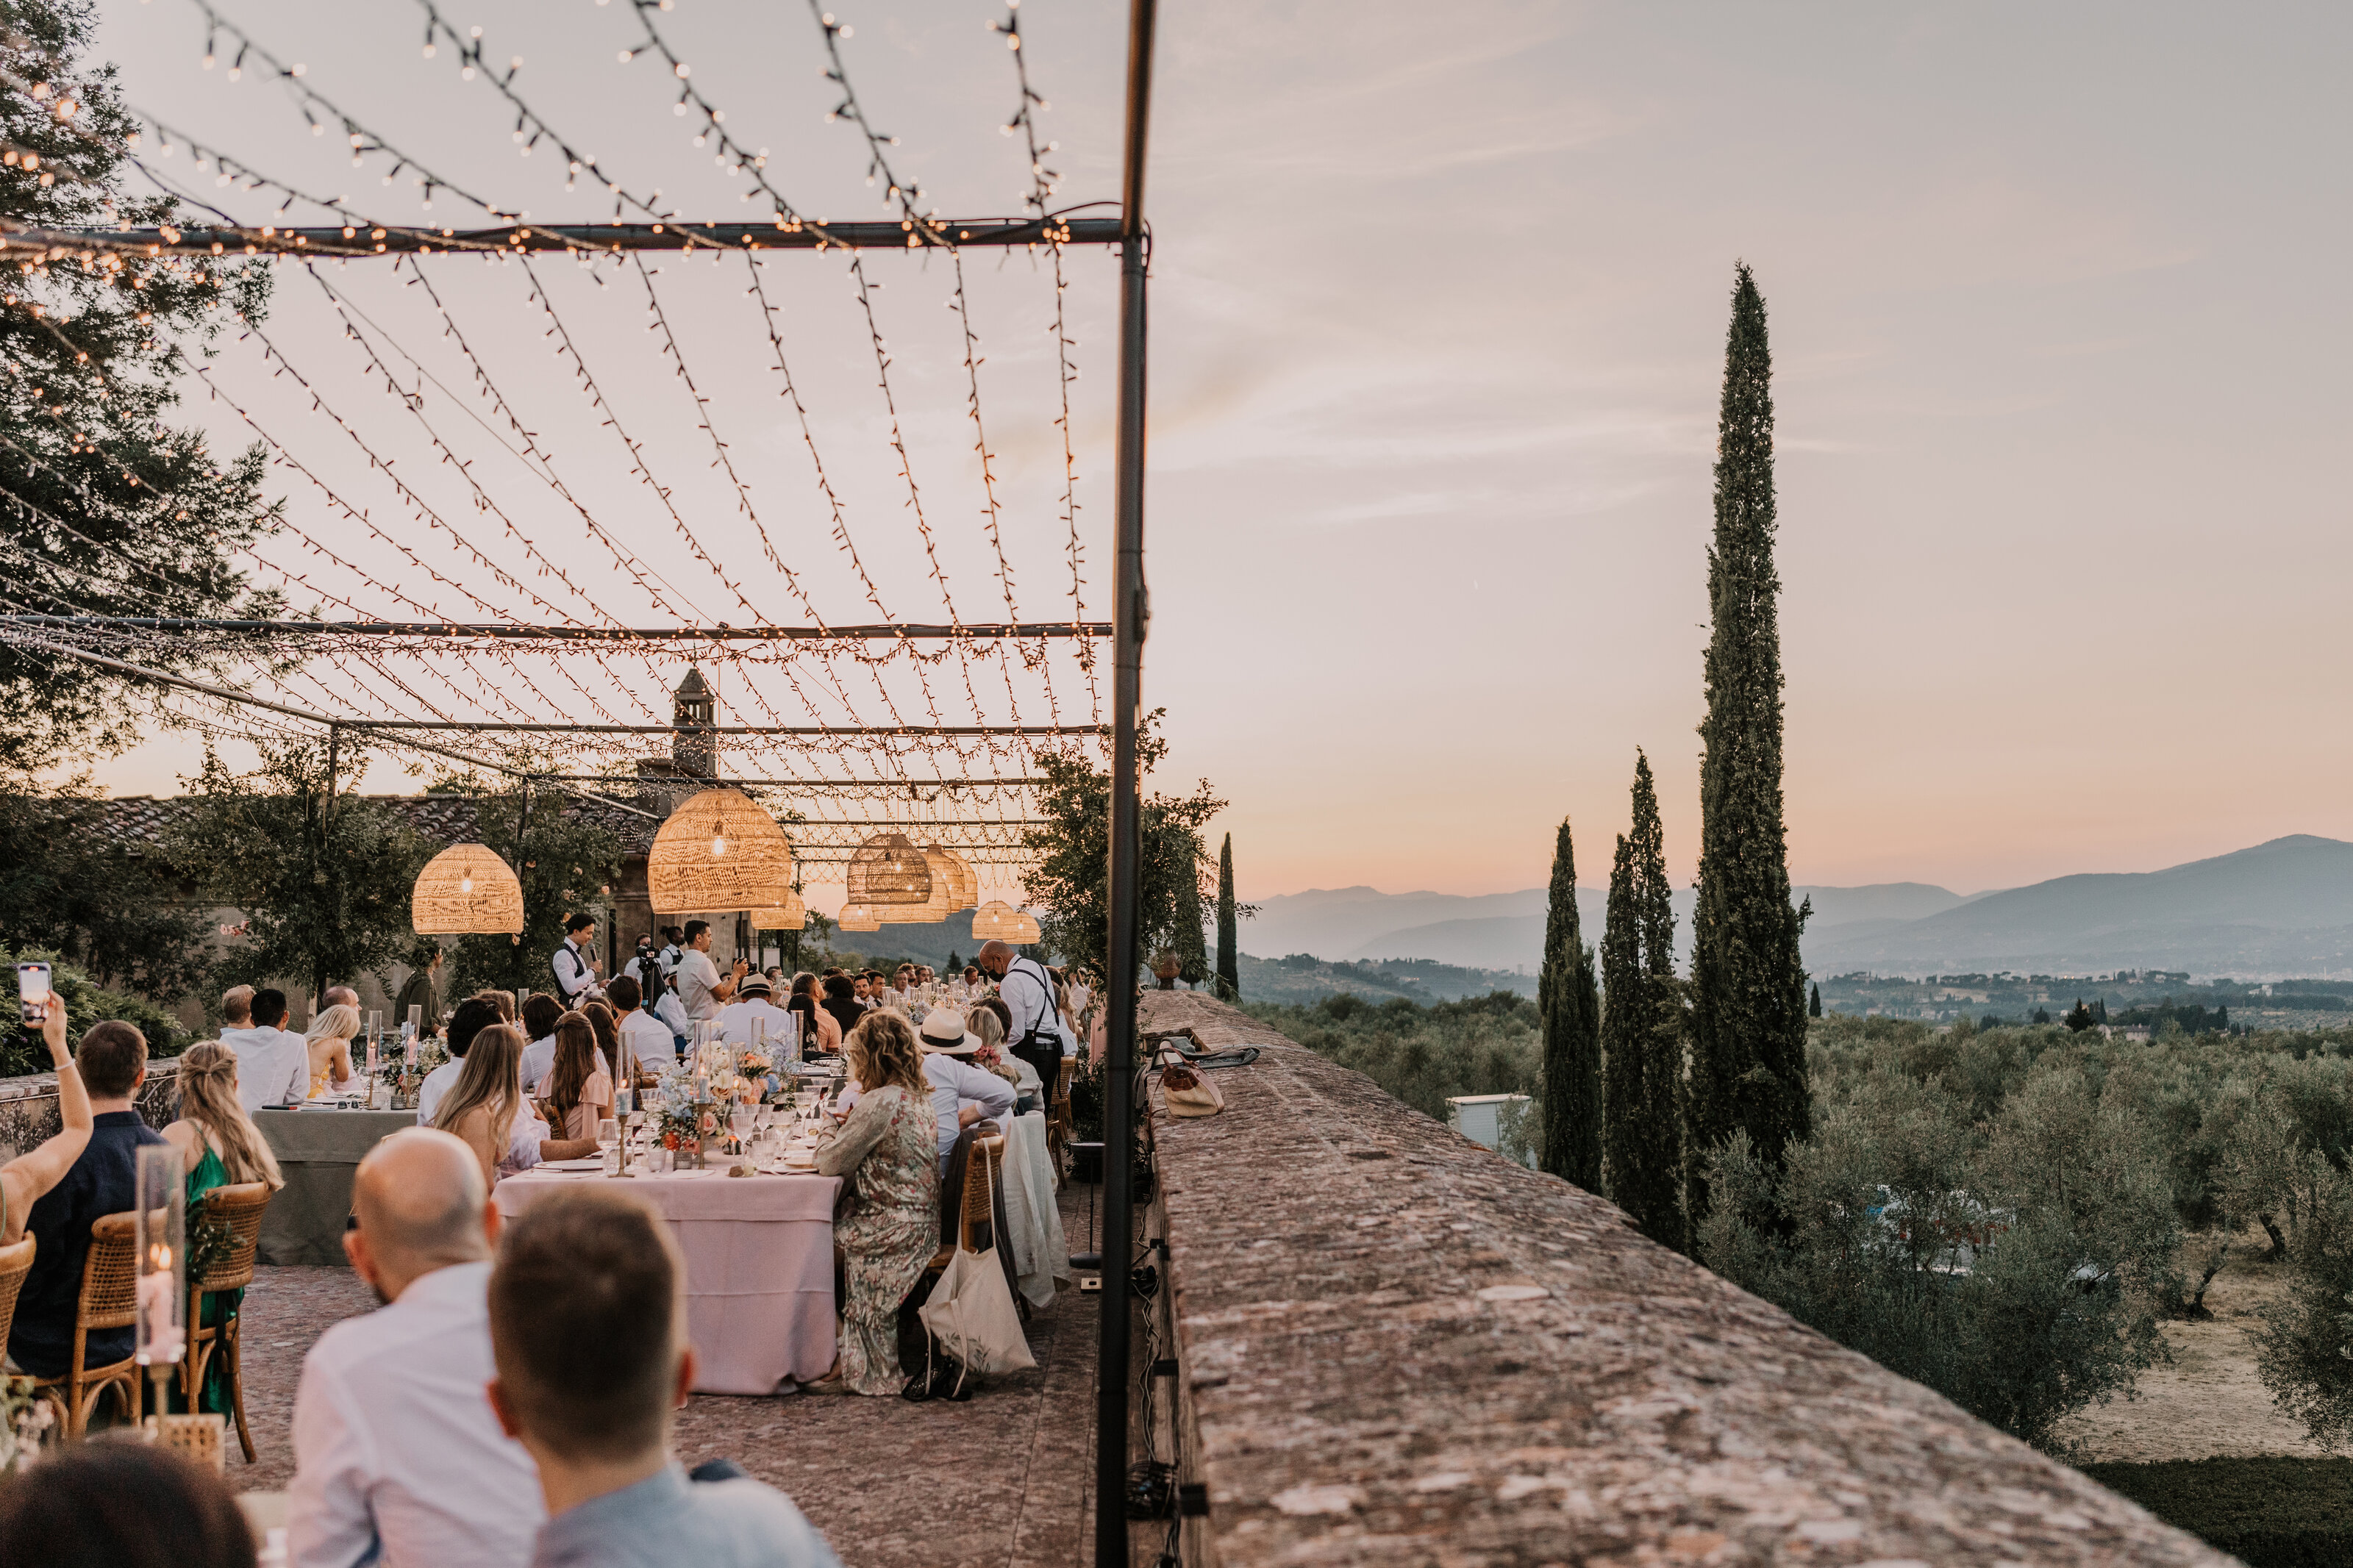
[597,1118,620,1176]
[729,1103,754,1150]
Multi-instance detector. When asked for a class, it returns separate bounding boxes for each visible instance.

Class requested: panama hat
[919,1009,976,1054]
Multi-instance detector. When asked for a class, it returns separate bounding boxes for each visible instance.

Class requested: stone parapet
[1136,991,2225,1567]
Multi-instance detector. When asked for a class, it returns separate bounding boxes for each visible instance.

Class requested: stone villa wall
[1134,991,2227,1567]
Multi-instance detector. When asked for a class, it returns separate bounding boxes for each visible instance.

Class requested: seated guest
[809,1013,939,1396]
[304,1003,361,1100]
[0,1439,257,1568]
[161,1041,286,1414]
[433,1025,597,1188]
[538,1012,613,1143]
[288,1128,544,1568]
[715,975,794,1054]
[915,1012,1014,1174]
[0,1000,91,1246]
[485,1187,840,1567]
[9,1018,165,1379]
[963,1006,1031,1099]
[818,974,863,1046]
[788,974,838,1056]
[609,975,673,1079]
[220,986,308,1111]
[418,996,503,1125]
[479,989,519,1024]
[515,994,567,1101]
[582,1001,624,1083]
[962,964,983,992]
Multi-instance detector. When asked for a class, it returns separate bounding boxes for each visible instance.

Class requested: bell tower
[672,665,716,779]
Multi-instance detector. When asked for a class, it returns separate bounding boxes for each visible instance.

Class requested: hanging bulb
[460,873,474,893]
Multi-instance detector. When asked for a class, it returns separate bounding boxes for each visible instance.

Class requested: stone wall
[1135,991,2227,1567]
[0,1059,181,1159]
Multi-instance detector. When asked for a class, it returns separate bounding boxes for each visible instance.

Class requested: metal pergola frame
[23,10,1162,1554]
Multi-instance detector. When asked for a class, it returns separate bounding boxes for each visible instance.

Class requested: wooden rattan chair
[0,1235,35,1355]
[1045,1060,1074,1177]
[29,1211,143,1440]
[184,1181,271,1463]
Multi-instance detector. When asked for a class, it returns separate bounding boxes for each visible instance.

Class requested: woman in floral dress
[811,1011,940,1395]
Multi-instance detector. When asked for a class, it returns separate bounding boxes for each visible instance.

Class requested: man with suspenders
[977,939,1064,1092]
[551,912,602,1006]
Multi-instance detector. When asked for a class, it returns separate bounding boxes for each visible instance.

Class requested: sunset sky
[82,1,2352,905]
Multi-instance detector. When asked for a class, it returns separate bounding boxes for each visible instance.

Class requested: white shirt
[286,1260,544,1568]
[415,1059,463,1125]
[618,1009,674,1074]
[551,937,599,1004]
[998,959,1060,1050]
[921,1053,1015,1171]
[517,1035,557,1098]
[676,949,724,1021]
[220,1025,310,1112]
[716,998,795,1053]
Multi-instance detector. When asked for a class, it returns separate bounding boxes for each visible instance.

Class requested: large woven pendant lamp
[1007,909,1043,944]
[846,831,932,907]
[970,900,1025,943]
[646,789,795,914]
[747,887,808,933]
[925,845,980,912]
[412,843,525,934]
[836,901,881,933]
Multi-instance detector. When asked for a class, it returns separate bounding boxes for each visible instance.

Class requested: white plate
[540,1158,606,1172]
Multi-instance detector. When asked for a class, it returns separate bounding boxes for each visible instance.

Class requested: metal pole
[1098,1,1158,1562]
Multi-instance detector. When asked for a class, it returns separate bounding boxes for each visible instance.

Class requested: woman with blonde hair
[432,1023,533,1187]
[302,1003,360,1100]
[810,1011,940,1395]
[161,1041,283,1413]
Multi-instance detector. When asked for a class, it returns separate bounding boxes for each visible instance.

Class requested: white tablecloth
[494,1166,840,1395]
[998,1112,1071,1309]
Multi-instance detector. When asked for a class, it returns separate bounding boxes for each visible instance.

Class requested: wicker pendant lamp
[746,887,808,932]
[970,900,1032,943]
[1007,909,1043,944]
[836,901,880,933]
[926,845,980,912]
[412,843,525,934]
[846,831,932,907]
[646,789,795,914]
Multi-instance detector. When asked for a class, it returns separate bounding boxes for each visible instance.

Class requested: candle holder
[133,1143,187,1418]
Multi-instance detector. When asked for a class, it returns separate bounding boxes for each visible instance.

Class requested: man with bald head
[287,1129,544,1568]
[976,939,1067,1091]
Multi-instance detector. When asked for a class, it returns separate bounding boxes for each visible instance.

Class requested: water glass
[597,1118,620,1176]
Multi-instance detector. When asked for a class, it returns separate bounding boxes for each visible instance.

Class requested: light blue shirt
[529,1464,838,1568]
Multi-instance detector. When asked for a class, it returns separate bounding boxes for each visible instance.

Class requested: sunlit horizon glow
[62,1,2353,907]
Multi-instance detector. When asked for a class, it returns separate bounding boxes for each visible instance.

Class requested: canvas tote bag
[918,1175,1037,1376]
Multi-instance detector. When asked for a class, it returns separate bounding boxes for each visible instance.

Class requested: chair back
[1052,1059,1073,1106]
[960,1134,1003,1253]
[193,1183,272,1295]
[82,1213,141,1333]
[0,1235,35,1351]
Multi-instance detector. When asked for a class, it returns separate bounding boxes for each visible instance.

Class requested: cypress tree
[1688,264,1811,1231]
[1215,833,1240,1002]
[1537,816,1601,1188]
[1809,982,1822,1018]
[1601,753,1682,1245]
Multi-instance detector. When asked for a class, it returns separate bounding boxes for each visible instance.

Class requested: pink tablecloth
[494,1167,840,1395]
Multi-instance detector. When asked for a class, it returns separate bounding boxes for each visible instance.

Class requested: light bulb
[460,874,474,893]
[712,833,727,857]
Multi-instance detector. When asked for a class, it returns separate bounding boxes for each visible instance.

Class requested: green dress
[182,1145,238,1416]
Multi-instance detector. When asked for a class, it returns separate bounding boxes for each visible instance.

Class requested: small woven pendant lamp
[925,845,980,912]
[846,832,932,907]
[646,789,795,914]
[836,901,881,933]
[746,887,809,933]
[969,900,1025,942]
[412,843,524,934]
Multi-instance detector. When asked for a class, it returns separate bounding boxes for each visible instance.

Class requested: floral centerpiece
[0,1375,53,1474]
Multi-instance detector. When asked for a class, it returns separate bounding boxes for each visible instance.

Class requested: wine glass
[596,1118,620,1175]
[729,1101,754,1153]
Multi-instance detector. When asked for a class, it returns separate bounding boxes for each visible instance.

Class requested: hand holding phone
[17,962,51,1027]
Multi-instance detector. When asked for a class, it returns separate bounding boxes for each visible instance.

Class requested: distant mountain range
[1243,837,2353,981]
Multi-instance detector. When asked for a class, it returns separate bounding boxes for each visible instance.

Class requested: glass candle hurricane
[134,1144,188,1378]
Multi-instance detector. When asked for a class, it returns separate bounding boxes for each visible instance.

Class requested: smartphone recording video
[17,962,51,1026]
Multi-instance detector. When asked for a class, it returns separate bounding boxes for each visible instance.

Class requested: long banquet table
[254,1108,418,1265]
[493,1164,841,1395]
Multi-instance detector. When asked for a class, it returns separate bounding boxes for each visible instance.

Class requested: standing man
[674,920,746,1032]
[977,940,1065,1092]
[553,912,602,1006]
[394,947,445,1038]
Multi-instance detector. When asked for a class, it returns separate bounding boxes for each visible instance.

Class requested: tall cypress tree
[1688,264,1811,1231]
[1601,753,1682,1245]
[1537,816,1600,1188]
[1215,833,1240,1002]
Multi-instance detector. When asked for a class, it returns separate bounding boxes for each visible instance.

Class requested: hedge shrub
[2080,1457,2353,1567]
